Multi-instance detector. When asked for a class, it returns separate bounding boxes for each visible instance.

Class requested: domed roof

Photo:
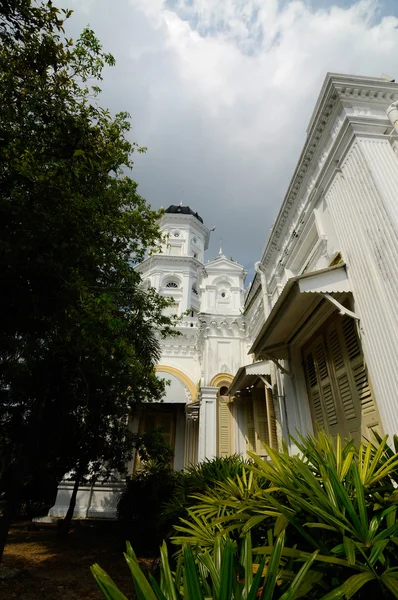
[164,204,204,224]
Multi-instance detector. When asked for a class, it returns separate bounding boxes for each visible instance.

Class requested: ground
[1,521,153,599]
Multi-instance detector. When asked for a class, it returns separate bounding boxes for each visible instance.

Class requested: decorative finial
[217,239,225,259]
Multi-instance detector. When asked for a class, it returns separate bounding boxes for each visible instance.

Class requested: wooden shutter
[253,391,269,457]
[327,321,360,441]
[266,388,278,449]
[304,314,382,442]
[340,317,382,439]
[304,336,339,438]
[245,400,256,454]
[218,397,232,457]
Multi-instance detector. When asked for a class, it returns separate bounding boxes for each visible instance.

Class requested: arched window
[166,281,178,288]
[219,386,229,397]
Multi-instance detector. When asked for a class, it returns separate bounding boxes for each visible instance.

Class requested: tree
[0,0,175,558]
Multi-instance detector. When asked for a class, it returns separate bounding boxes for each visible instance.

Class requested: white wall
[324,137,398,438]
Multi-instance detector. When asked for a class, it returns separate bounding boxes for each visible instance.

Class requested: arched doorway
[210,373,234,457]
[134,367,197,471]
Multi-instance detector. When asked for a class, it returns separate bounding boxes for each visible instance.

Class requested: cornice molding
[136,254,203,272]
[204,256,246,272]
[260,74,398,272]
[161,213,210,249]
[244,278,261,312]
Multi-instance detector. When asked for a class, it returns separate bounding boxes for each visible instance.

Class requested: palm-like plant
[170,433,398,598]
[172,466,278,549]
[91,532,319,600]
[162,455,257,527]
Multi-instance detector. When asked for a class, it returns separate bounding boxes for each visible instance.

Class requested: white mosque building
[50,72,398,518]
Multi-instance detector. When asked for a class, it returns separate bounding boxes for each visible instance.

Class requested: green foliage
[92,532,319,600]
[117,430,179,556]
[162,455,255,528]
[170,433,398,598]
[0,0,175,551]
[134,428,175,472]
[117,454,249,556]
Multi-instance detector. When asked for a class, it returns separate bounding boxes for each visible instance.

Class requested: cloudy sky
[65,0,398,282]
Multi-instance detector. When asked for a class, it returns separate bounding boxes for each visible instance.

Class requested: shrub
[171,432,398,598]
[162,454,255,526]
[117,428,179,556]
[118,452,254,556]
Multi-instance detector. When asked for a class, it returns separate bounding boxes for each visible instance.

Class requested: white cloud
[65,0,398,273]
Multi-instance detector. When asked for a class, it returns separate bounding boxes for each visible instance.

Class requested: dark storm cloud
[64,0,398,281]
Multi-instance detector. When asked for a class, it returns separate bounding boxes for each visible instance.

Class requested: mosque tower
[135,204,248,467]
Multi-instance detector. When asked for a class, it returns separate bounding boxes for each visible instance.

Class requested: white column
[198,386,218,461]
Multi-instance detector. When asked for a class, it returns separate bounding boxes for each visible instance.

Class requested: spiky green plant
[170,433,398,598]
[91,531,320,600]
[162,455,258,527]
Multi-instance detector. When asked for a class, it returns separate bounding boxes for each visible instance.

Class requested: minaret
[137,205,210,316]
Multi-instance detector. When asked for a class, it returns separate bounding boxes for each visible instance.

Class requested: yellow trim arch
[210,373,234,388]
[155,365,198,402]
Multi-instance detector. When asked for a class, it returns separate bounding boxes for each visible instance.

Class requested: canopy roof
[249,265,352,360]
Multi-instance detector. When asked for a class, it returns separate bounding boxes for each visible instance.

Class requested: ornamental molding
[209,372,234,387]
[161,213,210,248]
[136,254,204,272]
[198,315,246,338]
[161,212,208,231]
[204,257,246,272]
[155,365,198,402]
[244,277,261,311]
[161,328,198,344]
[210,275,235,285]
[260,75,398,272]
[160,343,197,357]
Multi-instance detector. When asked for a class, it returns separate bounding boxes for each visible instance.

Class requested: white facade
[50,205,248,518]
[133,206,249,468]
[230,73,398,456]
[50,72,398,519]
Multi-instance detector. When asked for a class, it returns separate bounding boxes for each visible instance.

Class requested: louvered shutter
[304,336,339,437]
[253,389,269,457]
[266,388,278,449]
[304,314,383,442]
[218,397,232,457]
[245,400,256,454]
[340,317,382,439]
[305,350,325,429]
[327,322,360,441]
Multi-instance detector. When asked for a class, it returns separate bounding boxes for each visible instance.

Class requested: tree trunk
[0,497,15,562]
[65,475,80,524]
[58,475,81,535]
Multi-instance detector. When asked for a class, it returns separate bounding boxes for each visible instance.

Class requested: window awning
[227,360,271,396]
[249,265,353,360]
